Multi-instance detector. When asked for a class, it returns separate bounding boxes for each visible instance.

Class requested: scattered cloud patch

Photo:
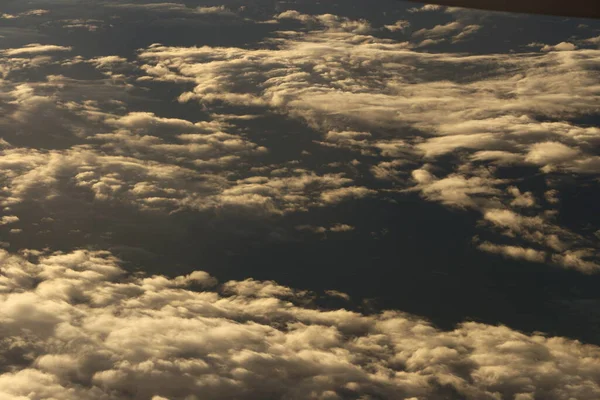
[408,4,443,13]
[542,42,578,52]
[2,44,72,57]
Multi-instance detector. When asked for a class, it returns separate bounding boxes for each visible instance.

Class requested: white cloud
[2,44,72,56]
[408,4,443,13]
[320,186,376,204]
[452,24,481,42]
[542,42,578,52]
[411,170,503,209]
[584,36,600,46]
[525,142,580,166]
[329,223,355,232]
[324,289,350,301]
[0,248,599,399]
[413,21,463,38]
[508,186,536,208]
[478,241,546,263]
[296,224,327,234]
[0,9,49,19]
[0,11,598,274]
[384,20,410,32]
[0,216,19,225]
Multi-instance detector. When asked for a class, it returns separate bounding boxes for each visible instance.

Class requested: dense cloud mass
[0,248,600,400]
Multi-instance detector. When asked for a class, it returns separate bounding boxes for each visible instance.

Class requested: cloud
[542,42,578,52]
[417,133,506,158]
[0,248,599,399]
[412,20,481,45]
[452,24,481,42]
[411,169,503,209]
[320,186,377,204]
[0,216,19,225]
[477,241,547,263]
[408,4,444,13]
[0,9,49,19]
[525,142,580,166]
[296,223,355,234]
[295,224,327,234]
[329,223,355,232]
[2,44,72,57]
[413,21,463,38]
[324,289,350,301]
[0,10,598,274]
[384,20,411,32]
[584,36,600,46]
[58,19,105,32]
[508,186,536,208]
[0,143,368,215]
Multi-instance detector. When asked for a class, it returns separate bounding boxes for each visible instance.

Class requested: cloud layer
[1,6,599,272]
[1,248,600,400]
[135,13,600,271]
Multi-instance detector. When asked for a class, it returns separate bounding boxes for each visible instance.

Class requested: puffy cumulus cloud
[507,186,536,208]
[1,248,600,399]
[217,173,362,214]
[318,131,414,160]
[88,55,130,69]
[320,186,377,204]
[137,23,600,154]
[329,223,355,232]
[370,159,411,181]
[551,249,600,274]
[417,133,506,158]
[410,169,504,209]
[95,128,266,166]
[478,208,599,272]
[526,141,579,164]
[523,142,600,174]
[0,49,375,220]
[0,216,19,225]
[0,146,223,210]
[0,44,370,217]
[542,42,578,52]
[91,111,269,167]
[0,144,362,215]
